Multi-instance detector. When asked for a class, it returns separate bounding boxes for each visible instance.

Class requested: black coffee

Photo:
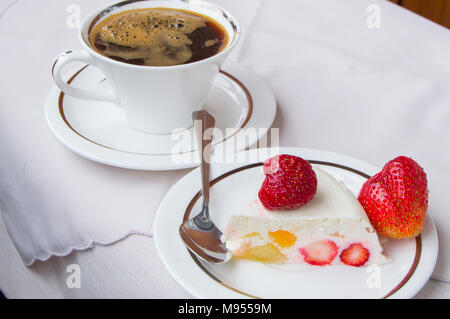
[89,8,228,66]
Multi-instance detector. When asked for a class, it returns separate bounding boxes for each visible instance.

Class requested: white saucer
[153,147,438,298]
[45,61,276,170]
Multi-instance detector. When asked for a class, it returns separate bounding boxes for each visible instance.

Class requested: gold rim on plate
[182,161,422,299]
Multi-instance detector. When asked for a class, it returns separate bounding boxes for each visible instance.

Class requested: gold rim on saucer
[58,65,253,156]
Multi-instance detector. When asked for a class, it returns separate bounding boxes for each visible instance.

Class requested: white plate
[45,61,276,170]
[153,147,438,298]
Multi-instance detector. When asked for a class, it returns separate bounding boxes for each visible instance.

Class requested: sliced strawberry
[299,240,338,266]
[340,243,370,267]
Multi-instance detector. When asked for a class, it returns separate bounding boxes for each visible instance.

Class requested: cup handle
[52,50,116,103]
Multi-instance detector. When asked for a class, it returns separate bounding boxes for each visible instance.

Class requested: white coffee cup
[52,0,240,134]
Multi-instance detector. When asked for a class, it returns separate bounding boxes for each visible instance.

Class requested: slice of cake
[223,166,388,266]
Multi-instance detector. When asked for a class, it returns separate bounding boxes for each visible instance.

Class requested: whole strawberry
[358,156,428,239]
[258,155,317,210]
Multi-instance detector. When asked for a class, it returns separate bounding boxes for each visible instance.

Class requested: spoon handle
[193,110,215,207]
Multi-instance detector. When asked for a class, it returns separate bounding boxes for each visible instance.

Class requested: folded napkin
[0,0,258,265]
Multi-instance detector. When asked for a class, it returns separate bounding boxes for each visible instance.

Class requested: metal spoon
[179,110,231,264]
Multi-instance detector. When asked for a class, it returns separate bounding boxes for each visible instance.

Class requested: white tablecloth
[0,0,449,298]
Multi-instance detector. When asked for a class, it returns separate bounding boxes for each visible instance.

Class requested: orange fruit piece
[269,230,297,248]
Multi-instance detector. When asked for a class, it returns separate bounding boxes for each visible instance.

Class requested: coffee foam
[90,8,213,66]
